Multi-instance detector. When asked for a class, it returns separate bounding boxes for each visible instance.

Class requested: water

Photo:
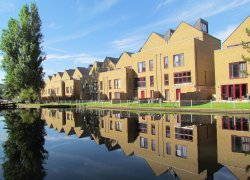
[0,109,249,180]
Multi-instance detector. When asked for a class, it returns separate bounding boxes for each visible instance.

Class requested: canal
[0,109,249,180]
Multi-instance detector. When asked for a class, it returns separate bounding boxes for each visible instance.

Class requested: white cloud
[47,22,62,29]
[44,26,99,45]
[111,35,145,52]
[46,53,102,65]
[43,69,55,76]
[45,135,74,141]
[44,46,68,53]
[77,0,119,17]
[214,24,238,42]
[156,0,175,9]
[127,0,250,37]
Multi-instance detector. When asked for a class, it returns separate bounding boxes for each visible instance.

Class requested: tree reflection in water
[2,109,48,180]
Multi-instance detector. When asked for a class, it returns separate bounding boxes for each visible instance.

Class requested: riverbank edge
[17,103,250,115]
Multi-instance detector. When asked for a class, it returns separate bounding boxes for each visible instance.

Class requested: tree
[242,28,250,62]
[3,109,48,180]
[0,3,45,100]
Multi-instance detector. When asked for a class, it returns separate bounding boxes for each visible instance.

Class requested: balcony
[138,81,146,88]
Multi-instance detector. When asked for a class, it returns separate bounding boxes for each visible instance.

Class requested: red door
[176,89,181,100]
[141,91,145,99]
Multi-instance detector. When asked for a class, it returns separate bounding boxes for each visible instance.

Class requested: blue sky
[0,0,250,83]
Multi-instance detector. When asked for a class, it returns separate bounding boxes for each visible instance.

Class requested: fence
[40,99,250,110]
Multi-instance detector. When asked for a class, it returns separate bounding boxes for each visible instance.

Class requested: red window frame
[174,71,191,84]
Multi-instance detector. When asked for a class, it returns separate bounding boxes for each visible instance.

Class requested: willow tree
[0,3,45,100]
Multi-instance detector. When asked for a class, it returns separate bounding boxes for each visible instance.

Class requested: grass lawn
[37,101,250,110]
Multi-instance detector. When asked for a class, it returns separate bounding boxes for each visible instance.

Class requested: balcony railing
[138,81,146,87]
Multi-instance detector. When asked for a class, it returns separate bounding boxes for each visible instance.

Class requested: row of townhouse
[41,109,250,179]
[41,57,119,100]
[41,16,250,101]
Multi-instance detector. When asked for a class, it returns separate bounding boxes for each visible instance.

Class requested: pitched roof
[105,57,119,64]
[65,69,75,77]
[96,61,103,66]
[58,72,63,77]
[76,67,89,75]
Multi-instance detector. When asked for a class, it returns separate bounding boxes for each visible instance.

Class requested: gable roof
[58,72,63,77]
[76,67,89,75]
[223,16,250,45]
[139,32,165,52]
[105,57,119,64]
[65,69,75,77]
[96,61,103,67]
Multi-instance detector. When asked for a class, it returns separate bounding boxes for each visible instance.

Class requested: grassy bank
[19,101,250,111]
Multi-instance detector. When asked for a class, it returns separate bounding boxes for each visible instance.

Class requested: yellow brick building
[215,16,250,100]
[99,18,221,101]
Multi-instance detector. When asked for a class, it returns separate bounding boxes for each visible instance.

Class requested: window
[149,60,153,71]
[140,137,148,149]
[138,77,146,87]
[110,121,113,130]
[93,82,97,91]
[138,61,146,73]
[232,135,250,153]
[165,89,169,100]
[173,53,184,67]
[114,79,121,89]
[229,62,247,79]
[175,127,193,141]
[150,76,154,87]
[164,56,168,68]
[222,116,249,131]
[115,121,122,131]
[201,22,208,32]
[139,123,147,133]
[57,88,59,95]
[66,87,69,93]
[166,126,170,138]
[164,74,169,85]
[100,81,103,90]
[221,83,247,100]
[109,80,112,89]
[174,71,191,84]
[151,124,156,135]
[176,144,187,158]
[151,139,156,151]
[86,84,89,92]
[166,142,171,155]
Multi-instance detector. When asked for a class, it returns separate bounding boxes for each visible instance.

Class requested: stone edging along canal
[17,104,250,115]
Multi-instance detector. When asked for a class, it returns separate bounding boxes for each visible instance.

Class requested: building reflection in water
[41,108,250,180]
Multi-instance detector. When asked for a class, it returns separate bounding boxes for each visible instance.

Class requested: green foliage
[0,83,3,98]
[3,110,48,180]
[19,88,39,103]
[0,3,45,100]
[242,27,250,62]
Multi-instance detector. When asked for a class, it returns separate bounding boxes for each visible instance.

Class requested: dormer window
[201,22,208,33]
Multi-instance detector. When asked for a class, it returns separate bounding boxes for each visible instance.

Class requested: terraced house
[98,18,221,101]
[215,16,250,100]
